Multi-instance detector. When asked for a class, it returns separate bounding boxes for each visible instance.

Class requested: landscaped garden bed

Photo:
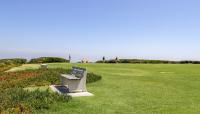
[0,66,102,113]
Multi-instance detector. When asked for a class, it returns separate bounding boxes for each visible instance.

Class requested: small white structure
[41,64,48,69]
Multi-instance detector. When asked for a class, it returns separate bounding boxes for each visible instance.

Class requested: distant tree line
[96,59,200,64]
[1,57,200,64]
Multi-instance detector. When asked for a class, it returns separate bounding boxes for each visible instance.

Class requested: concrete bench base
[68,92,94,97]
[50,85,93,97]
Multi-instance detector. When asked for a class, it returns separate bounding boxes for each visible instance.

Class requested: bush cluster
[0,58,27,72]
[96,59,118,63]
[0,58,27,65]
[96,59,200,64]
[0,88,71,113]
[86,73,102,83]
[29,57,69,63]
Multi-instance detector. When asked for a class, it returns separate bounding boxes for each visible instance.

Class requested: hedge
[29,57,69,63]
[96,59,200,64]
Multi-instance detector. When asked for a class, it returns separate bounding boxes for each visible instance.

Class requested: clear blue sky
[0,0,200,61]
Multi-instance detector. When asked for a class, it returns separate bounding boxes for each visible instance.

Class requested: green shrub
[96,60,104,63]
[0,87,71,113]
[0,58,27,65]
[192,61,200,64]
[87,73,102,83]
[26,69,71,86]
[29,57,69,63]
[96,60,118,63]
[0,58,27,72]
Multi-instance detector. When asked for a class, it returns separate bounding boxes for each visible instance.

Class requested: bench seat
[61,74,80,80]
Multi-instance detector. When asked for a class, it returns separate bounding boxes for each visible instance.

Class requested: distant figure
[115,57,119,63]
[69,54,71,63]
[102,56,105,63]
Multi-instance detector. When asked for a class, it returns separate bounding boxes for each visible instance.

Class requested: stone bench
[60,67,87,93]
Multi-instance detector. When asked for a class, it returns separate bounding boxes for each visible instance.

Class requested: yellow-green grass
[6,64,40,72]
[10,63,200,114]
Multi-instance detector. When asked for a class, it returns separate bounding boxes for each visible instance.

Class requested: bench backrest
[71,67,87,78]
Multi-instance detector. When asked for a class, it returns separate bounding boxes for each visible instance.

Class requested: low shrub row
[96,59,200,64]
[29,57,69,63]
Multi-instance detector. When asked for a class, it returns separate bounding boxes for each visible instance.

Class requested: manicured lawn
[10,63,200,114]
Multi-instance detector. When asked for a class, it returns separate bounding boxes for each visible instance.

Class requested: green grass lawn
[11,63,200,114]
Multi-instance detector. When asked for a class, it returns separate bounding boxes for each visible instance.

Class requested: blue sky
[0,0,200,61]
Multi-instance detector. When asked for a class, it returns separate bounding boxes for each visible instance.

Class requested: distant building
[82,58,89,63]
